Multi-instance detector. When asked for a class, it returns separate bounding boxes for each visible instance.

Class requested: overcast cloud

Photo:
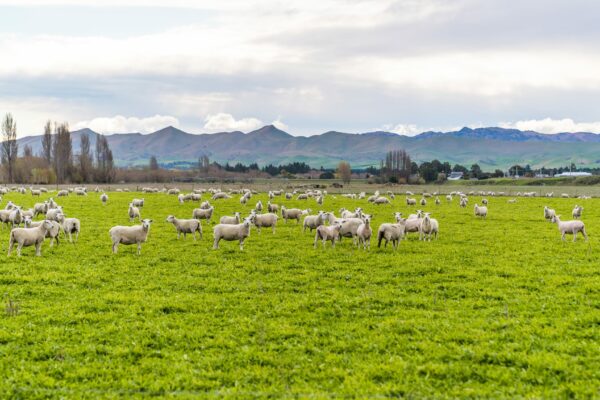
[1,0,599,136]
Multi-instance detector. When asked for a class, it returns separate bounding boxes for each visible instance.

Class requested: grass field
[1,189,599,398]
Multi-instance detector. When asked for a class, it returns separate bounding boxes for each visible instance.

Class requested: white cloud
[383,123,422,136]
[203,113,288,133]
[500,118,600,134]
[73,114,179,134]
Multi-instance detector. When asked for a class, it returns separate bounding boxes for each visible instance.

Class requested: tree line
[1,113,115,184]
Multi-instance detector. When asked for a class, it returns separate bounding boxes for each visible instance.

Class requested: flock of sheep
[0,185,592,256]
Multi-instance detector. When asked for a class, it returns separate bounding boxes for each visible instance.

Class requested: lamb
[474,204,488,218]
[572,205,583,219]
[551,215,588,242]
[303,211,328,232]
[219,212,241,225]
[356,215,373,250]
[100,193,108,204]
[446,195,453,202]
[25,216,62,247]
[30,189,41,196]
[507,199,517,203]
[403,215,423,238]
[192,206,214,223]
[167,188,180,195]
[435,197,441,205]
[240,194,249,205]
[57,189,69,197]
[200,201,212,209]
[255,200,263,212]
[74,188,87,196]
[314,221,342,248]
[212,217,252,250]
[285,192,293,200]
[419,212,439,241]
[250,211,278,234]
[267,201,279,214]
[459,197,468,208]
[340,207,362,219]
[8,220,55,256]
[544,206,556,221]
[338,217,366,245]
[5,200,15,210]
[109,219,153,255]
[281,206,308,223]
[406,197,417,206]
[128,203,141,222]
[561,193,569,198]
[8,207,23,228]
[482,198,488,205]
[166,215,202,240]
[131,198,144,207]
[420,198,427,206]
[48,198,58,209]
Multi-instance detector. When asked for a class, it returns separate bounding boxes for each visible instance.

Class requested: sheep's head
[166,215,175,223]
[142,219,153,230]
[42,220,53,230]
[24,216,32,227]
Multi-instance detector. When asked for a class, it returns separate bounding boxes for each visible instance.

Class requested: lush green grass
[1,191,599,398]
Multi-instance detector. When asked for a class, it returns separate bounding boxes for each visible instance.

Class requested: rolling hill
[16,125,600,170]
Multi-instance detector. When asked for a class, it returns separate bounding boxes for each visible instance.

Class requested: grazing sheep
[31,189,41,196]
[220,212,241,225]
[213,218,252,250]
[459,197,468,208]
[551,215,588,242]
[435,197,440,205]
[131,198,144,207]
[192,206,214,223]
[128,203,141,222]
[420,198,427,206]
[482,198,488,205]
[8,207,23,228]
[212,192,231,200]
[303,211,328,232]
[572,205,583,219]
[100,193,108,204]
[240,194,249,205]
[250,212,278,234]
[200,201,212,209]
[374,196,391,205]
[508,198,517,203]
[109,219,153,255]
[446,195,453,202]
[474,204,487,218]
[267,201,279,214]
[33,202,49,217]
[166,215,202,240]
[57,189,69,197]
[419,212,439,241]
[167,188,180,195]
[48,198,58,209]
[561,193,569,198]
[406,197,417,206]
[74,188,87,196]
[356,215,373,250]
[297,194,309,200]
[340,207,362,219]
[281,206,309,223]
[5,200,15,210]
[45,206,63,222]
[403,215,423,238]
[544,206,556,221]
[8,220,55,256]
[314,222,342,248]
[255,200,263,212]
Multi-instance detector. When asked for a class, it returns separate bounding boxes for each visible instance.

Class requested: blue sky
[1,0,600,136]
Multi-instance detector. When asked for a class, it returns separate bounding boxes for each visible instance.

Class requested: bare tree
[337,161,352,184]
[149,156,159,170]
[198,154,210,174]
[381,149,411,182]
[95,135,115,183]
[79,133,93,182]
[53,122,72,183]
[1,113,19,183]
[42,120,53,164]
[23,145,33,158]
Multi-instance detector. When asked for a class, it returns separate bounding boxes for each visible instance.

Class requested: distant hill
[16,125,600,170]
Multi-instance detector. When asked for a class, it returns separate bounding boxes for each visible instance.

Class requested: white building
[554,172,592,177]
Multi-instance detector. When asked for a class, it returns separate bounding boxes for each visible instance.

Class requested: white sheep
[8,220,55,256]
[8,207,23,228]
[60,216,81,243]
[45,206,63,222]
[281,206,309,223]
[200,201,212,209]
[250,212,278,234]
[356,215,372,249]
[109,219,153,255]
[131,198,144,207]
[192,206,214,223]
[267,201,279,214]
[419,212,439,241]
[374,196,391,205]
[212,192,231,200]
[100,193,108,204]
[544,206,556,221]
[166,215,202,240]
[420,198,427,206]
[377,216,406,249]
[314,222,342,248]
[551,215,588,242]
[57,189,69,197]
[255,200,263,212]
[572,205,583,219]
[481,198,488,205]
[474,204,488,218]
[128,203,141,222]
[213,217,252,250]
[219,212,241,225]
[406,197,417,206]
[435,197,440,205]
[303,211,328,232]
[338,217,366,245]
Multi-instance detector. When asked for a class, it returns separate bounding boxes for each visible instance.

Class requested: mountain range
[16,125,600,170]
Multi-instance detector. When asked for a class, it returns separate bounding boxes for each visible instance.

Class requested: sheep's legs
[582,228,589,242]
[239,239,245,250]
[35,243,41,256]
[7,239,13,256]
[212,239,220,249]
[137,243,142,255]
[112,242,118,254]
